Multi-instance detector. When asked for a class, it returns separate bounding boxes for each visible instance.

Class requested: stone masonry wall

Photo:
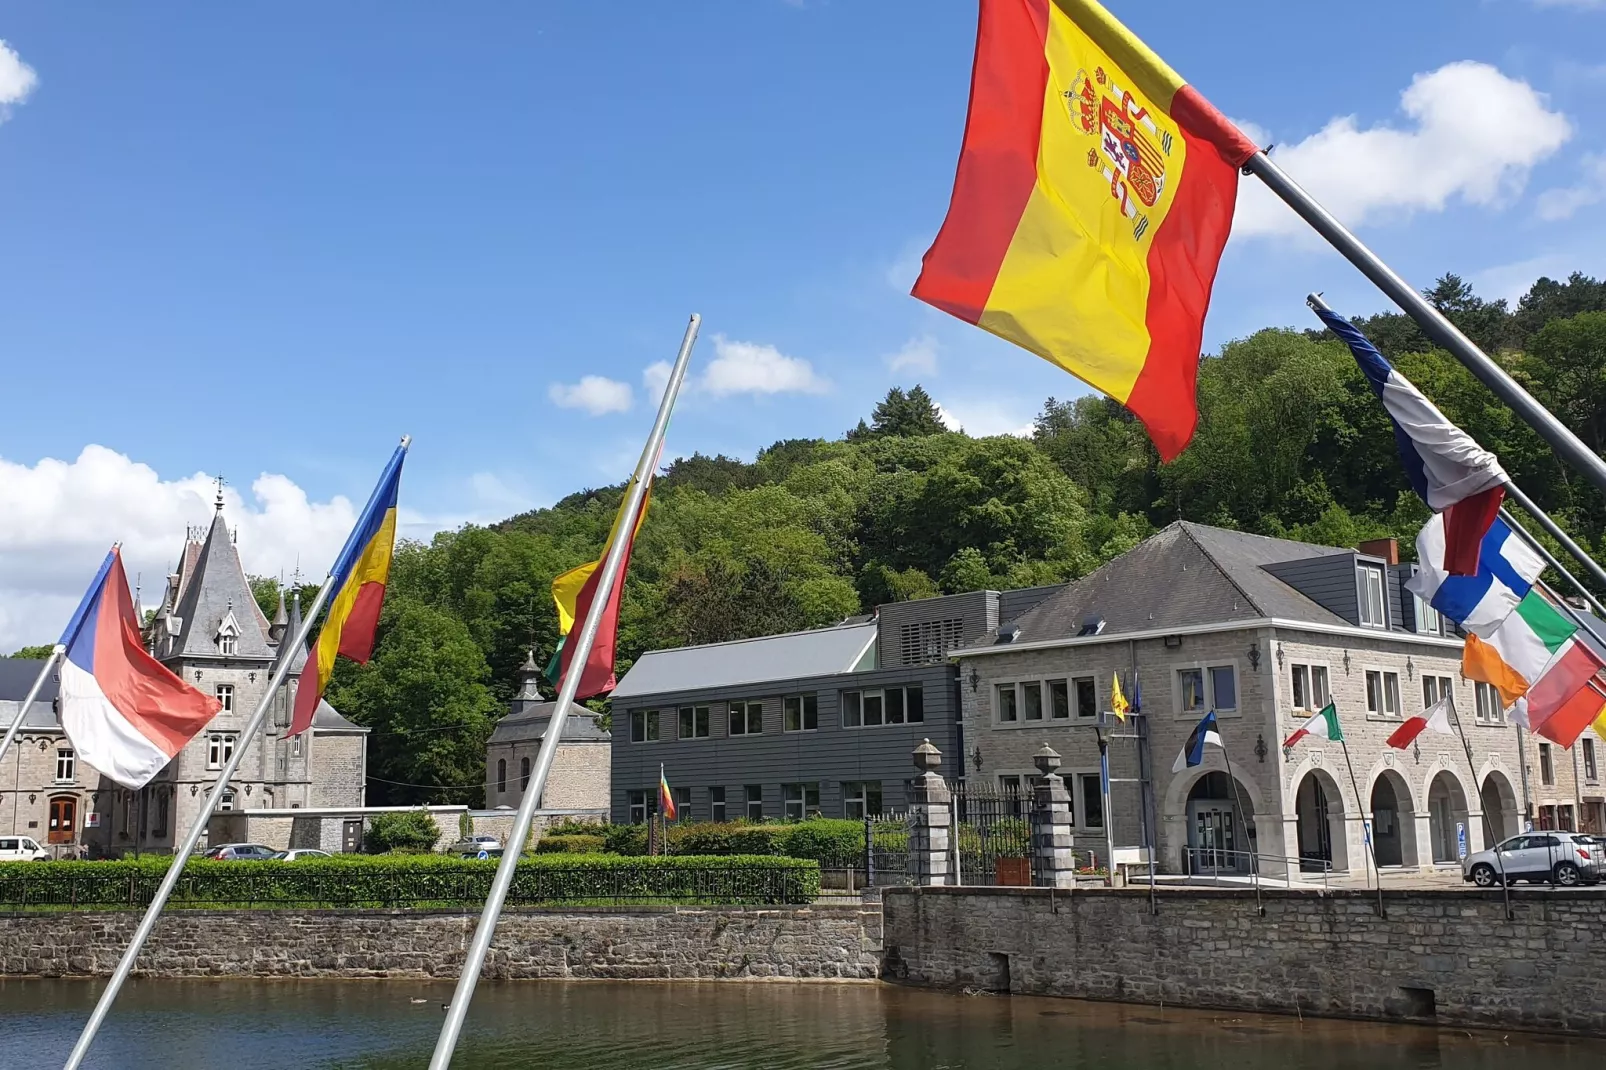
[0,905,881,982]
[882,886,1606,1034]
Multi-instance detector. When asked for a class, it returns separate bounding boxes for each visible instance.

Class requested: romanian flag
[659,765,677,821]
[913,0,1257,461]
[549,474,654,699]
[291,443,407,736]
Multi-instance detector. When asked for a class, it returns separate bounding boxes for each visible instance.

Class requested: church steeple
[164,503,275,663]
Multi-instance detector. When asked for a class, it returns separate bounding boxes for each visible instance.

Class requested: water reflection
[1,978,1599,1070]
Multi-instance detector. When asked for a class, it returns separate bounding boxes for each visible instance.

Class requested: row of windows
[1357,563,1444,635]
[628,688,923,743]
[494,757,532,795]
[995,665,1236,724]
[1288,659,1511,726]
[995,772,1105,829]
[625,781,888,823]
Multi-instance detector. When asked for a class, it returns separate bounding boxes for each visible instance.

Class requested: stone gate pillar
[907,739,952,887]
[1032,744,1076,888]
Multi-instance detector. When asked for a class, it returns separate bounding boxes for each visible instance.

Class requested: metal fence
[815,814,912,898]
[951,783,1034,886]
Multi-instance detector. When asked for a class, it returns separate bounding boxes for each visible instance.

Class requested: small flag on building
[1172,710,1222,773]
[1110,671,1130,721]
[59,548,221,788]
[658,764,677,821]
[1385,694,1456,750]
[1528,646,1606,747]
[1461,591,1577,708]
[1408,514,1546,638]
[1283,702,1342,748]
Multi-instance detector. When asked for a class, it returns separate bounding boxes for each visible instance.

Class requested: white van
[0,836,49,862]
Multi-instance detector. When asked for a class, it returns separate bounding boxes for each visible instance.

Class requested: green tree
[7,645,54,659]
[849,386,948,439]
[364,809,441,854]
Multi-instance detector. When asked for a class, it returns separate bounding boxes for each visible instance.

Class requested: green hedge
[580,818,909,865]
[533,835,606,855]
[0,854,819,910]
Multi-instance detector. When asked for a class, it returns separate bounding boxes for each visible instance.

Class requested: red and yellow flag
[913,0,1258,460]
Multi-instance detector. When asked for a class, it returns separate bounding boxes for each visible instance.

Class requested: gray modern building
[607,587,1062,824]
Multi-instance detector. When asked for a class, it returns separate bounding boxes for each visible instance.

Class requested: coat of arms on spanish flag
[913,0,1258,460]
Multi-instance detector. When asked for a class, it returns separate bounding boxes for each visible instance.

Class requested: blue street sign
[1456,822,1467,860]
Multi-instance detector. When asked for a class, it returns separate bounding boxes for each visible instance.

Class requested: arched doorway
[1427,772,1470,864]
[1369,771,1417,867]
[1294,770,1348,873]
[1481,771,1520,843]
[1186,771,1255,874]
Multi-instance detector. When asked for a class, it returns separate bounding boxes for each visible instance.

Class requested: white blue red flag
[1408,514,1546,638]
[58,548,221,788]
[1314,305,1506,575]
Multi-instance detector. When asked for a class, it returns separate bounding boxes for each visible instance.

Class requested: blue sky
[0,0,1604,645]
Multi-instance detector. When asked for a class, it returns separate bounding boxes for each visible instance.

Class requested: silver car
[448,835,502,857]
[1463,831,1600,887]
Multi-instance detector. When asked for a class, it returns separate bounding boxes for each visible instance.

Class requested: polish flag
[1386,694,1456,750]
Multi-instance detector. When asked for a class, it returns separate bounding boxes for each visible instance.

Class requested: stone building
[953,521,1600,878]
[0,494,368,856]
[483,652,611,813]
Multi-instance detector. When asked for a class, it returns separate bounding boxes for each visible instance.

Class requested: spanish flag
[291,443,407,736]
[913,0,1258,460]
[549,473,654,698]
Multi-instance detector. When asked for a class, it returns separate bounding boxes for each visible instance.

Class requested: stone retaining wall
[882,886,1606,1034]
[0,905,882,981]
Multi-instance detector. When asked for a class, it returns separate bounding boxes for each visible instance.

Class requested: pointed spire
[269,586,288,645]
[514,648,544,706]
[214,474,226,513]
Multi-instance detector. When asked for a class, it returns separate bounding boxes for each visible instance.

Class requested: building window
[745,784,764,821]
[1413,593,1442,635]
[728,701,763,736]
[55,748,75,784]
[709,787,727,822]
[1208,666,1237,712]
[782,783,819,820]
[1474,682,1502,724]
[218,635,237,656]
[1585,739,1599,783]
[899,618,965,665]
[1078,773,1104,829]
[1177,668,1205,714]
[1021,681,1044,721]
[291,734,303,758]
[1422,675,1454,710]
[628,789,648,824]
[215,684,234,713]
[674,787,691,822]
[1365,670,1401,718]
[496,758,507,794]
[1358,565,1387,628]
[1541,743,1555,786]
[153,791,169,838]
[678,706,710,740]
[1048,679,1070,719]
[206,734,237,770]
[1290,664,1330,711]
[783,695,819,732]
[1560,804,1577,832]
[219,789,235,812]
[520,757,531,791]
[842,781,882,820]
[996,684,1018,723]
[842,686,923,728]
[630,710,660,743]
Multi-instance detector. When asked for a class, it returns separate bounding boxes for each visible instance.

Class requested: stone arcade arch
[1368,768,1418,868]
[1292,767,1349,874]
[1426,770,1471,864]
[1481,769,1520,843]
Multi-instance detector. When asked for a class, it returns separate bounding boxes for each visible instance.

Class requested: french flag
[1313,303,1506,575]
[58,548,221,789]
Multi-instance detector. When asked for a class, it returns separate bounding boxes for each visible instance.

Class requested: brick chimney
[1358,537,1399,565]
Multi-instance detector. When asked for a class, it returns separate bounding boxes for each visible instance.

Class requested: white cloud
[886,335,938,377]
[884,241,927,293]
[547,375,633,416]
[642,361,672,407]
[1536,153,1606,220]
[0,446,366,652]
[700,335,829,397]
[0,40,36,121]
[1234,62,1572,239]
[934,399,1035,438]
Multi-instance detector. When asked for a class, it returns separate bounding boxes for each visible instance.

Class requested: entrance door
[342,820,363,854]
[1187,801,1241,873]
[47,796,76,845]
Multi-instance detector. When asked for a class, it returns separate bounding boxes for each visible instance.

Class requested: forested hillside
[271,271,1606,805]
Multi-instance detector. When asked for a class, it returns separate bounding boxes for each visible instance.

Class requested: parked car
[203,843,278,861]
[0,835,49,862]
[448,835,502,857]
[1463,832,1601,887]
[270,849,333,861]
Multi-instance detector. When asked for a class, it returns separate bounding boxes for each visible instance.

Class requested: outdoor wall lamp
[1275,643,1285,670]
[968,667,979,692]
[1342,650,1352,673]
[971,746,984,772]
[1405,656,1415,679]
[1254,734,1268,764]
[1247,642,1261,671]
[194,669,203,682]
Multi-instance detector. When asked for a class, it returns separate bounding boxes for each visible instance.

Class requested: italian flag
[1386,694,1455,749]
[1284,702,1342,747]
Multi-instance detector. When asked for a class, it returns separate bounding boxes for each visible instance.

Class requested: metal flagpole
[1096,727,1117,886]
[0,646,62,770]
[1250,155,1606,497]
[1215,729,1262,916]
[1502,485,1606,597]
[1449,699,1512,919]
[1336,736,1385,918]
[1503,507,1606,618]
[64,439,408,1070]
[428,314,700,1070]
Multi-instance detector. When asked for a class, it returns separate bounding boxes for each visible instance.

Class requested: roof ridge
[633,619,878,659]
[1178,522,1272,617]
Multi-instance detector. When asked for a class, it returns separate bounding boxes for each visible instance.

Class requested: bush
[365,810,441,854]
[533,835,606,855]
[0,854,819,908]
[779,820,863,865]
[667,821,790,857]
[543,820,606,837]
[602,823,648,856]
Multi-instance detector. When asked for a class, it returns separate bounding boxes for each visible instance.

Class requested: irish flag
[1386,694,1455,750]
[1284,702,1342,748]
[1462,590,1576,707]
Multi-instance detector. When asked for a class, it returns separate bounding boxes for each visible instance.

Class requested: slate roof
[0,657,60,730]
[170,511,276,660]
[488,700,609,745]
[961,521,1352,651]
[311,698,366,732]
[610,621,879,700]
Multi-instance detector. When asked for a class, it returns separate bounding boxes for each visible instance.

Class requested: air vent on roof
[1077,615,1106,637]
[997,624,1020,644]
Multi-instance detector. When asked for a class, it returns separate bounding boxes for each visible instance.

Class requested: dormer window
[219,635,237,655]
[215,606,241,656]
[1357,565,1387,629]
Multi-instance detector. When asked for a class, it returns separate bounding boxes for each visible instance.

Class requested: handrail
[1180,846,1334,891]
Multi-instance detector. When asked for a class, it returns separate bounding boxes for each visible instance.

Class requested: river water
[0,978,1598,1070]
